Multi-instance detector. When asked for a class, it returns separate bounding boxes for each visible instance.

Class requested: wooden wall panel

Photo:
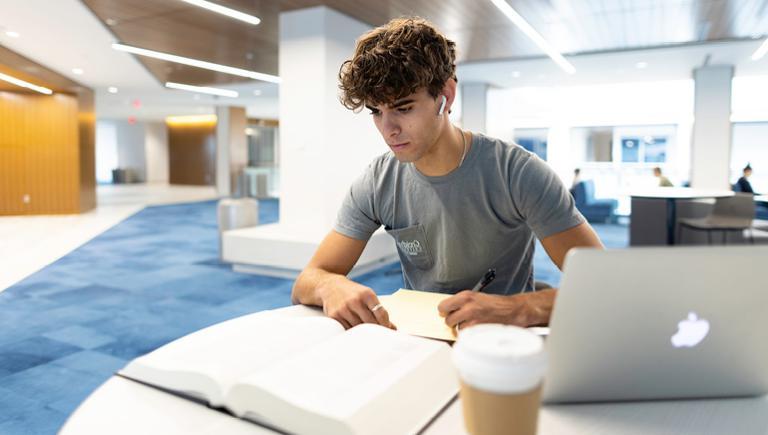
[78,90,96,212]
[167,120,216,185]
[0,46,95,215]
[0,92,83,215]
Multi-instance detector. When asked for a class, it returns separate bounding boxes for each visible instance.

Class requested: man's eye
[398,107,412,113]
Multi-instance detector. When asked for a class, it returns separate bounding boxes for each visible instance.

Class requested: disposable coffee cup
[452,324,547,435]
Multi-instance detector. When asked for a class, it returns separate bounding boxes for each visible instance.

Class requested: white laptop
[543,245,768,403]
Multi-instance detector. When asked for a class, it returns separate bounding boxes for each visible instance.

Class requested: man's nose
[381,113,400,139]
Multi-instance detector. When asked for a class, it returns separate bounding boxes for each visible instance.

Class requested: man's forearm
[520,288,557,326]
[291,268,346,306]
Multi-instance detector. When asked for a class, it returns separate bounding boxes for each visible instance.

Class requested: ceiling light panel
[112,43,280,83]
[180,0,260,25]
[165,81,239,97]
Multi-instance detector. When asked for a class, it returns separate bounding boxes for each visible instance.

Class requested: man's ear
[441,79,458,115]
[438,95,447,116]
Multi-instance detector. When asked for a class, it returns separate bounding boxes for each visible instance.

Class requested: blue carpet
[0,199,627,434]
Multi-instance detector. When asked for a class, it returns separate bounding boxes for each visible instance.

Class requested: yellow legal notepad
[380,289,456,342]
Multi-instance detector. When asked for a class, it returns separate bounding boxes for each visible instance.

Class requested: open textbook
[120,310,458,435]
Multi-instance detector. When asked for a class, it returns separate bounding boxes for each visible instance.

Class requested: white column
[222,6,397,277]
[690,65,733,189]
[461,83,488,134]
[215,106,248,196]
[278,6,383,231]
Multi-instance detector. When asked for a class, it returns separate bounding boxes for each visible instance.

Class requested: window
[621,135,667,163]
[621,138,639,162]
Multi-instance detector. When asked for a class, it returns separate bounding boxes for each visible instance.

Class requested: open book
[120,309,458,435]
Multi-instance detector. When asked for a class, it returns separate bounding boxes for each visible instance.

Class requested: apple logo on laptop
[671,312,710,348]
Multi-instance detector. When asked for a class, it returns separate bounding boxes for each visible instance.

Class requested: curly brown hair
[338,17,457,111]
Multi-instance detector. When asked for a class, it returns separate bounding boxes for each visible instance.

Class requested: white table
[61,306,768,435]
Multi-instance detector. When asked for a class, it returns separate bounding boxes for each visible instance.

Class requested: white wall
[115,119,147,182]
[96,119,147,182]
[144,121,168,183]
[95,121,118,184]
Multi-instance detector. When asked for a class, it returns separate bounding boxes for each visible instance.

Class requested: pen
[471,269,496,292]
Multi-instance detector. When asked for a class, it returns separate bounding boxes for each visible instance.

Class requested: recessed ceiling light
[511,71,521,78]
[0,71,53,94]
[253,89,262,96]
[112,43,281,83]
[752,37,768,61]
[636,61,648,69]
[108,87,118,94]
[488,0,575,74]
[180,0,261,25]
[72,68,84,75]
[5,31,20,38]
[166,81,239,98]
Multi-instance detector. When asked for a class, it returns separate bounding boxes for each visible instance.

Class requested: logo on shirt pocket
[387,224,434,270]
[397,239,423,256]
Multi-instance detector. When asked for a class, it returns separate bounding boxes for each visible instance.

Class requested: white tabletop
[62,376,768,435]
[630,188,735,200]
[61,305,768,435]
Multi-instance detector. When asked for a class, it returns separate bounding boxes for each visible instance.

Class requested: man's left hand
[437,289,556,329]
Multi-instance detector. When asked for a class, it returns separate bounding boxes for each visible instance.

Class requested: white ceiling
[458,38,768,89]
[0,0,766,121]
[0,0,158,89]
[0,0,277,121]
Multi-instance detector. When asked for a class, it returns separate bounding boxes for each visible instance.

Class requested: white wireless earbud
[438,95,447,116]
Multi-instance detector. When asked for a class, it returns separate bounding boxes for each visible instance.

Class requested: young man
[653,167,673,187]
[291,17,603,330]
[736,164,755,194]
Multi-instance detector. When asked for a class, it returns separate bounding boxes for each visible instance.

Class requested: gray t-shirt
[334,133,585,295]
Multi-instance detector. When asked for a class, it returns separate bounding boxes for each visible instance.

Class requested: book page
[227,324,457,435]
[380,289,456,341]
[121,309,344,406]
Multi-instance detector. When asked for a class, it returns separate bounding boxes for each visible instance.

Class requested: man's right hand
[317,277,395,330]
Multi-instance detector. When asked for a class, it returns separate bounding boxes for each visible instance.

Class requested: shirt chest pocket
[386,224,434,270]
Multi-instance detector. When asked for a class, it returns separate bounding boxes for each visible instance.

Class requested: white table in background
[61,306,768,435]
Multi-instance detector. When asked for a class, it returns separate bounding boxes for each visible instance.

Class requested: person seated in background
[290,17,604,331]
[736,164,755,194]
[653,167,673,187]
[571,168,582,190]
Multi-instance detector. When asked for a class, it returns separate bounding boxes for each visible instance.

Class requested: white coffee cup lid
[452,324,547,394]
